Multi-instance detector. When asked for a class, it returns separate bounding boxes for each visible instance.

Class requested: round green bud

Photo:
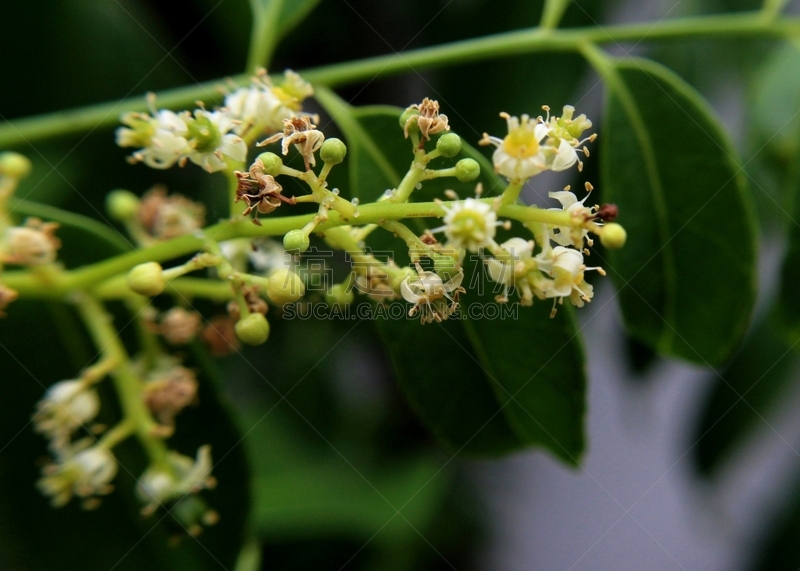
[399,108,420,132]
[127,262,165,296]
[455,158,480,182]
[600,223,627,249]
[235,313,270,345]
[256,152,283,176]
[0,152,32,179]
[106,190,141,221]
[325,284,354,307]
[436,133,462,158]
[283,230,310,254]
[434,255,459,280]
[267,269,306,305]
[320,138,347,165]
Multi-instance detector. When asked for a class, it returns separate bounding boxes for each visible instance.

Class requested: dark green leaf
[601,57,757,366]
[692,315,800,475]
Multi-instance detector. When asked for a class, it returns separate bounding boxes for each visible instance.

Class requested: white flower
[136,445,215,514]
[438,197,499,253]
[479,112,549,182]
[220,238,288,273]
[33,380,100,441]
[548,189,593,247]
[117,109,190,169]
[225,70,313,137]
[541,246,601,308]
[400,264,465,324]
[185,110,247,173]
[485,237,533,285]
[38,445,118,508]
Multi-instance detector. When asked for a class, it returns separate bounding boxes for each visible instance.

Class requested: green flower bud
[106,190,141,221]
[127,262,165,296]
[433,255,460,280]
[455,158,480,182]
[256,152,283,176]
[267,269,306,305]
[325,284,354,307]
[235,313,270,345]
[320,138,347,165]
[399,108,420,133]
[436,133,462,158]
[283,230,310,253]
[0,152,32,179]
[600,223,627,249]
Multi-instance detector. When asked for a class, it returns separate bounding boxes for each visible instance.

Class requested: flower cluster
[116,70,313,173]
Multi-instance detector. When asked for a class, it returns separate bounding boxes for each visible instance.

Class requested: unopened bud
[235,313,270,346]
[127,262,166,296]
[599,223,627,249]
[106,190,141,221]
[256,152,283,177]
[267,269,305,305]
[0,152,32,179]
[436,133,462,158]
[283,229,310,253]
[455,158,480,182]
[399,108,420,132]
[320,138,347,165]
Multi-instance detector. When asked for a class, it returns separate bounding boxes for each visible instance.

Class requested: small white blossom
[117,109,190,169]
[480,113,549,181]
[485,238,533,285]
[38,445,118,508]
[136,445,215,515]
[437,198,499,253]
[548,188,594,248]
[225,69,312,136]
[185,110,247,173]
[400,264,465,324]
[33,380,100,442]
[538,246,603,308]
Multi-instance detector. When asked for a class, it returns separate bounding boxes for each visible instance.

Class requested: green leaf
[315,92,587,461]
[750,43,800,163]
[692,315,799,475]
[600,57,757,366]
[375,257,586,463]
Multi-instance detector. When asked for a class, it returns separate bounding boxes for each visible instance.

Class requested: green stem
[125,296,161,371]
[2,12,798,148]
[246,0,285,72]
[75,294,170,469]
[4,199,581,297]
[540,0,572,29]
[99,419,135,449]
[500,181,524,205]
